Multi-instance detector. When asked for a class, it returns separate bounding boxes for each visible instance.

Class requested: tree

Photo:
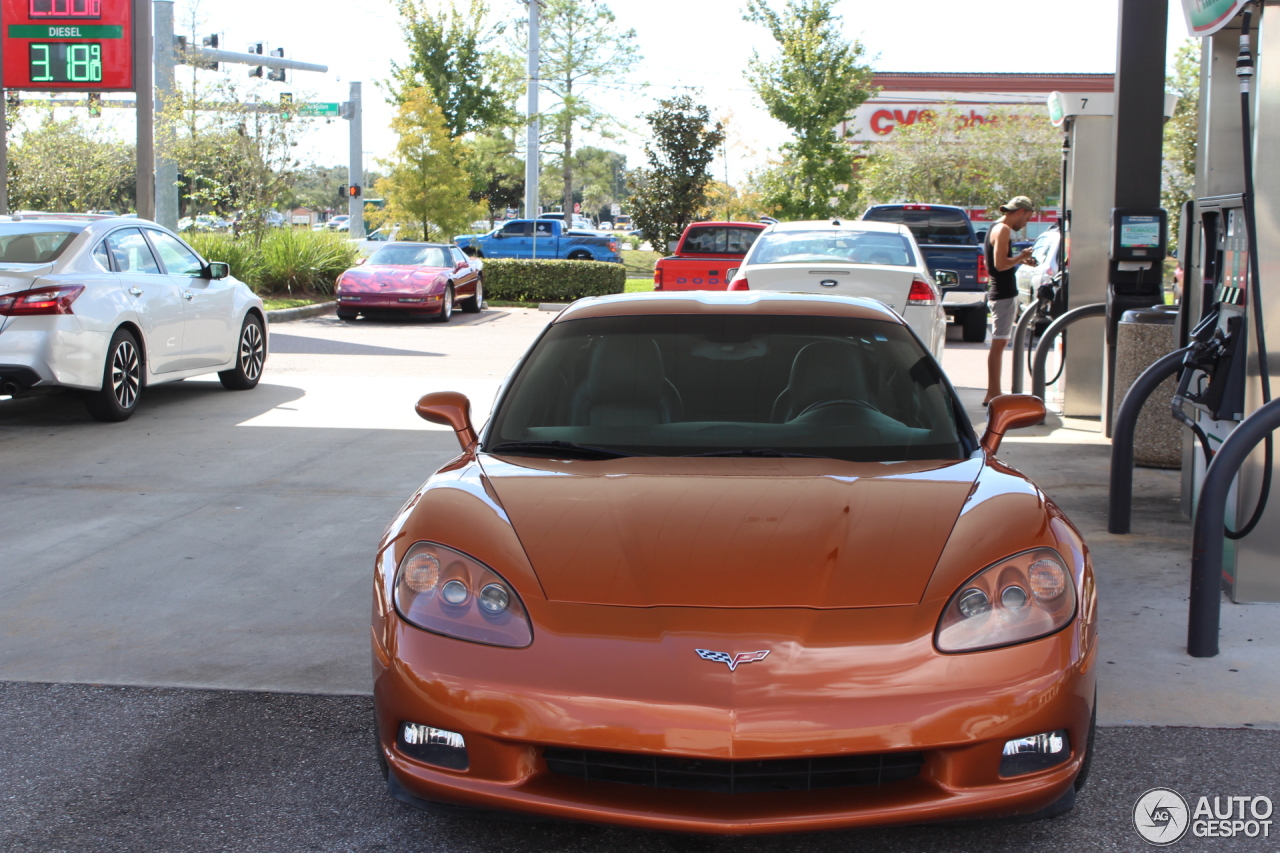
[389,0,519,139]
[1164,41,1200,247]
[743,0,875,218]
[372,87,481,241]
[9,110,135,212]
[860,107,1061,213]
[628,95,725,252]
[530,0,640,225]
[463,132,525,224]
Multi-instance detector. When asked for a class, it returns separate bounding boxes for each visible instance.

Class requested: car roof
[554,291,905,324]
[864,202,968,212]
[683,221,768,229]
[764,219,907,235]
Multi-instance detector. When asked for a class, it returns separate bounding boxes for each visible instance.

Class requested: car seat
[570,337,684,427]
[771,340,872,422]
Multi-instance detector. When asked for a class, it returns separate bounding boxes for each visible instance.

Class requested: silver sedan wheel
[238,321,265,381]
[111,339,140,409]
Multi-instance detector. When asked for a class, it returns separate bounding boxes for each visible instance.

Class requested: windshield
[861,207,975,246]
[746,230,916,267]
[0,224,82,264]
[368,245,451,266]
[486,314,966,462]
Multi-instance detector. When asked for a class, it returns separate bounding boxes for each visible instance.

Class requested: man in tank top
[983,196,1036,406]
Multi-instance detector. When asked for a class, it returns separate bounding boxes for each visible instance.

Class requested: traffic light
[87,92,102,118]
[267,48,286,82]
[338,185,348,198]
[248,42,264,78]
[199,34,219,71]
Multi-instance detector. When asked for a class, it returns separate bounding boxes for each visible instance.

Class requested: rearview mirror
[935,270,960,288]
[981,394,1046,454]
[205,261,230,280]
[416,391,477,453]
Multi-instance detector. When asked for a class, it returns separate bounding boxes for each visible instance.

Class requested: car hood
[338,265,446,292]
[478,454,981,608]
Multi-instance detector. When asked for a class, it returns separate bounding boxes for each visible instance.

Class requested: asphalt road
[3,681,1278,853]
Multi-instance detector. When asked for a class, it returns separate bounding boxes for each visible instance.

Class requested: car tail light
[393,541,532,648]
[728,277,749,291]
[977,251,989,285]
[0,285,85,316]
[902,204,931,210]
[609,240,619,253]
[907,278,937,306]
[653,265,663,290]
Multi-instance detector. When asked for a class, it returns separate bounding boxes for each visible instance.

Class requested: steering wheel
[794,398,880,419]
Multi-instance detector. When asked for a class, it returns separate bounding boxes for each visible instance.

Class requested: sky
[18,0,1202,184]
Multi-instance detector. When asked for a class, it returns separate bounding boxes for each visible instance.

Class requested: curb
[266,301,337,323]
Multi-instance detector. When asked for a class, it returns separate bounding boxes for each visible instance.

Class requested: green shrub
[183,229,357,295]
[184,232,266,292]
[482,259,626,303]
[257,229,358,295]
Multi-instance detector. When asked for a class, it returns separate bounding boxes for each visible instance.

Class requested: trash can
[1114,307,1181,468]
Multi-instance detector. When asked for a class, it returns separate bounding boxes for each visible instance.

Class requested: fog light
[398,722,469,770]
[398,297,424,303]
[1000,729,1070,777]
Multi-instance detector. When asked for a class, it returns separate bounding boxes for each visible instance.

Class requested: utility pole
[135,0,155,221]
[153,0,178,231]
[523,0,543,221]
[345,81,364,239]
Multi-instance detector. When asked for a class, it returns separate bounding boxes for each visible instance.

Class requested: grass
[622,249,661,278]
[263,297,326,311]
[625,280,655,293]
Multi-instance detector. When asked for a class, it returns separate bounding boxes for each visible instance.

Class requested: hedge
[184,230,357,295]
[481,258,626,303]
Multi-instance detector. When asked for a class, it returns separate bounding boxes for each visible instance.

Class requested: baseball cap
[999,196,1034,213]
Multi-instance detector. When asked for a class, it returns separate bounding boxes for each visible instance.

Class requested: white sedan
[0,217,266,421]
[727,219,953,360]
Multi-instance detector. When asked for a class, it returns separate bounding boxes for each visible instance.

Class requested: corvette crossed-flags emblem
[695,648,771,671]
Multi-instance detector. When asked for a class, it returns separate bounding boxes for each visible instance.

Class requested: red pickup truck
[652,221,766,291]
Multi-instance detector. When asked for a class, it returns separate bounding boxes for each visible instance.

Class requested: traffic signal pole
[346,82,364,240]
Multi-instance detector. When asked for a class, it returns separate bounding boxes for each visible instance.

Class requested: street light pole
[134,0,155,222]
[153,0,178,231]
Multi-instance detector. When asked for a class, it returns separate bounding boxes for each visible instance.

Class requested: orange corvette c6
[371,292,1097,835]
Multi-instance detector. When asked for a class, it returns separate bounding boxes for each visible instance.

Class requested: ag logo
[1134,787,1190,846]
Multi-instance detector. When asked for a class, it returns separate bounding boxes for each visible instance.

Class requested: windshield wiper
[683,448,830,458]
[486,440,641,460]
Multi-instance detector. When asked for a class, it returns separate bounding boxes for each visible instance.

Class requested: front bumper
[373,603,1095,835]
[337,295,445,315]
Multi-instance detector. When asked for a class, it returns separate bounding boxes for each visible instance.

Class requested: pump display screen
[1,0,132,91]
[30,0,101,17]
[29,42,102,82]
[1120,215,1161,248]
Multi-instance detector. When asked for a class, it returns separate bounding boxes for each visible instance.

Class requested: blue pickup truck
[861,203,989,342]
[454,219,622,263]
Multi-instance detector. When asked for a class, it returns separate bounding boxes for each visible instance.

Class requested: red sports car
[335,243,483,322]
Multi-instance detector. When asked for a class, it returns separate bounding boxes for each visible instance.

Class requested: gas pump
[1175,3,1279,603]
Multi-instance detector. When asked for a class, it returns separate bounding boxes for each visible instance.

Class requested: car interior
[0,230,78,264]
[488,314,968,462]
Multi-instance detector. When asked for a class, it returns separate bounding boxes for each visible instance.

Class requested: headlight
[393,542,532,648]
[935,548,1076,653]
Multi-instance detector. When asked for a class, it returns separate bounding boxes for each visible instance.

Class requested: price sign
[2,0,134,91]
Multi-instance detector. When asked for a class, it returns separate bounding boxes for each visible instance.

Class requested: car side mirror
[981,394,1046,455]
[935,269,960,288]
[356,257,367,265]
[416,391,477,452]
[205,261,230,280]
[493,231,505,239]
[455,260,468,271]
[667,240,678,254]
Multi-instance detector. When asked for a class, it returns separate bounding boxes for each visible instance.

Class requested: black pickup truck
[861,203,989,342]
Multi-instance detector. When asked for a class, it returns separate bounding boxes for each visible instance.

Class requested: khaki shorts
[989,297,1017,341]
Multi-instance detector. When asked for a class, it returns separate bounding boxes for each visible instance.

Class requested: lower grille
[543,747,924,794]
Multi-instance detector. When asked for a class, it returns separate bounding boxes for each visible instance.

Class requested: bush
[184,232,266,291]
[257,229,358,295]
[183,229,357,295]
[482,259,626,303]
